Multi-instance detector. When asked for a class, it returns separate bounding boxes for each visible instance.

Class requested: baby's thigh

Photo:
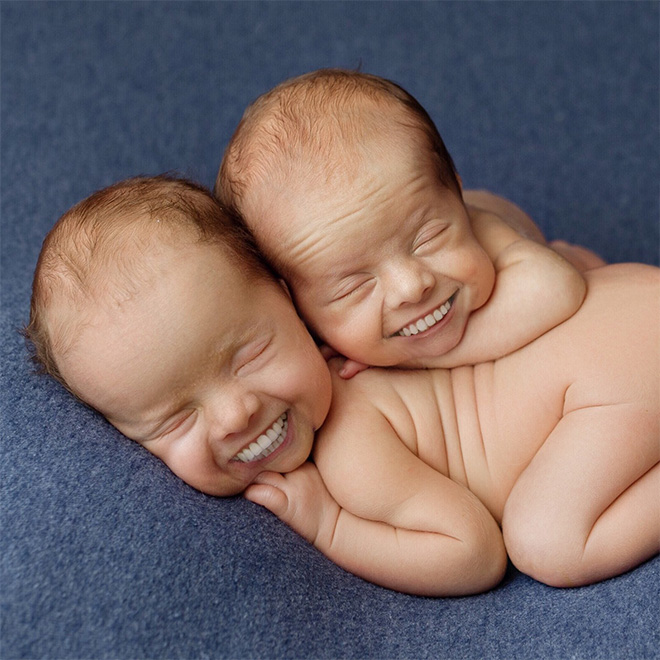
[502,403,659,586]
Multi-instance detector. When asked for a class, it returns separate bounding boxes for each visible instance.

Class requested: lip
[390,291,458,339]
[231,411,290,464]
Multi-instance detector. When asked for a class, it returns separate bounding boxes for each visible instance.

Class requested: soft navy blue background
[2,3,658,659]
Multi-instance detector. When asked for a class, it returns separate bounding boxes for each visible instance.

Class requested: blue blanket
[2,3,658,658]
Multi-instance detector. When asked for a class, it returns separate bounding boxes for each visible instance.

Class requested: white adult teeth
[232,413,288,463]
[397,298,453,337]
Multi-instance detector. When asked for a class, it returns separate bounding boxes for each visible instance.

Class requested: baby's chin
[390,337,465,370]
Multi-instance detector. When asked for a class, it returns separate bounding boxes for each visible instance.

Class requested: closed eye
[157,409,197,440]
[234,337,273,376]
[330,277,376,303]
[413,222,448,254]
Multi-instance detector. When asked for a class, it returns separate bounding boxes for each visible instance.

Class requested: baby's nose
[207,389,260,441]
[386,260,435,308]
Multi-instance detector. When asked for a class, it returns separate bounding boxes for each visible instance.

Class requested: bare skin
[463,189,606,271]
[36,176,642,599]
[320,190,606,378]
[247,264,660,594]
[238,131,589,373]
[50,238,657,596]
[462,189,546,243]
[54,238,333,497]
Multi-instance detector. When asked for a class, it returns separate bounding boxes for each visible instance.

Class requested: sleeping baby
[26,175,658,596]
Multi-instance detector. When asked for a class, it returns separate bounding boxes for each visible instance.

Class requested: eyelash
[413,225,446,252]
[160,410,197,439]
[333,278,375,302]
[235,338,272,375]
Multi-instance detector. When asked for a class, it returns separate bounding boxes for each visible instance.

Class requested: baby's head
[216,69,495,368]
[26,176,332,495]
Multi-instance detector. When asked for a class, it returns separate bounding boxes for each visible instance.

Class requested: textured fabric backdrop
[2,3,658,659]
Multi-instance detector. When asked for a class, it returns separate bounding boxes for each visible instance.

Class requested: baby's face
[57,239,332,496]
[244,135,495,367]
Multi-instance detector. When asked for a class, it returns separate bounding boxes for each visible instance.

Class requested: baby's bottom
[501,404,659,587]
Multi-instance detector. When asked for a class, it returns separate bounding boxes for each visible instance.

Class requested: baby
[27,176,659,598]
[25,176,333,497]
[216,69,601,375]
[213,68,658,592]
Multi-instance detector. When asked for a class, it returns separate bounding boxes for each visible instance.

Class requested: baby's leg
[502,404,659,587]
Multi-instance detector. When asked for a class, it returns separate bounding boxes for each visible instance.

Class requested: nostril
[383,258,436,310]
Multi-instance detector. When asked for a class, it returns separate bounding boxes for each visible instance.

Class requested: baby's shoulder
[326,366,438,418]
[321,367,404,430]
[575,263,659,326]
[586,262,659,288]
[313,367,440,513]
[314,367,443,462]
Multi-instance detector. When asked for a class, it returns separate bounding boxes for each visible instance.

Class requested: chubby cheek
[295,297,332,347]
[193,473,248,498]
[294,290,352,349]
[288,420,316,463]
[162,450,245,497]
[295,350,333,428]
[284,313,333,412]
[319,306,384,363]
[460,245,496,309]
[312,365,333,428]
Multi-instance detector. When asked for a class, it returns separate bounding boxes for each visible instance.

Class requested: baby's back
[322,264,659,522]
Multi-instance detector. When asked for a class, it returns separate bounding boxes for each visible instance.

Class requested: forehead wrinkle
[272,135,439,287]
[298,169,437,293]
[285,176,391,277]
[286,212,358,279]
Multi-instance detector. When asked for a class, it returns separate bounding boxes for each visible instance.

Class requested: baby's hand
[319,344,369,379]
[244,463,341,550]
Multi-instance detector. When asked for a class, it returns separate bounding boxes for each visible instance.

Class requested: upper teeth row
[233,412,288,463]
[397,298,453,337]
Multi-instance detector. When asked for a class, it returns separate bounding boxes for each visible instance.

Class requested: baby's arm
[422,208,587,369]
[245,377,507,596]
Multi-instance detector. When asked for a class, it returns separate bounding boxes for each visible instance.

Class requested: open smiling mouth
[232,412,288,463]
[394,291,458,337]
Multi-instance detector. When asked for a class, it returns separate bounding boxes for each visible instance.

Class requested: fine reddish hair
[24,175,273,392]
[216,68,460,213]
